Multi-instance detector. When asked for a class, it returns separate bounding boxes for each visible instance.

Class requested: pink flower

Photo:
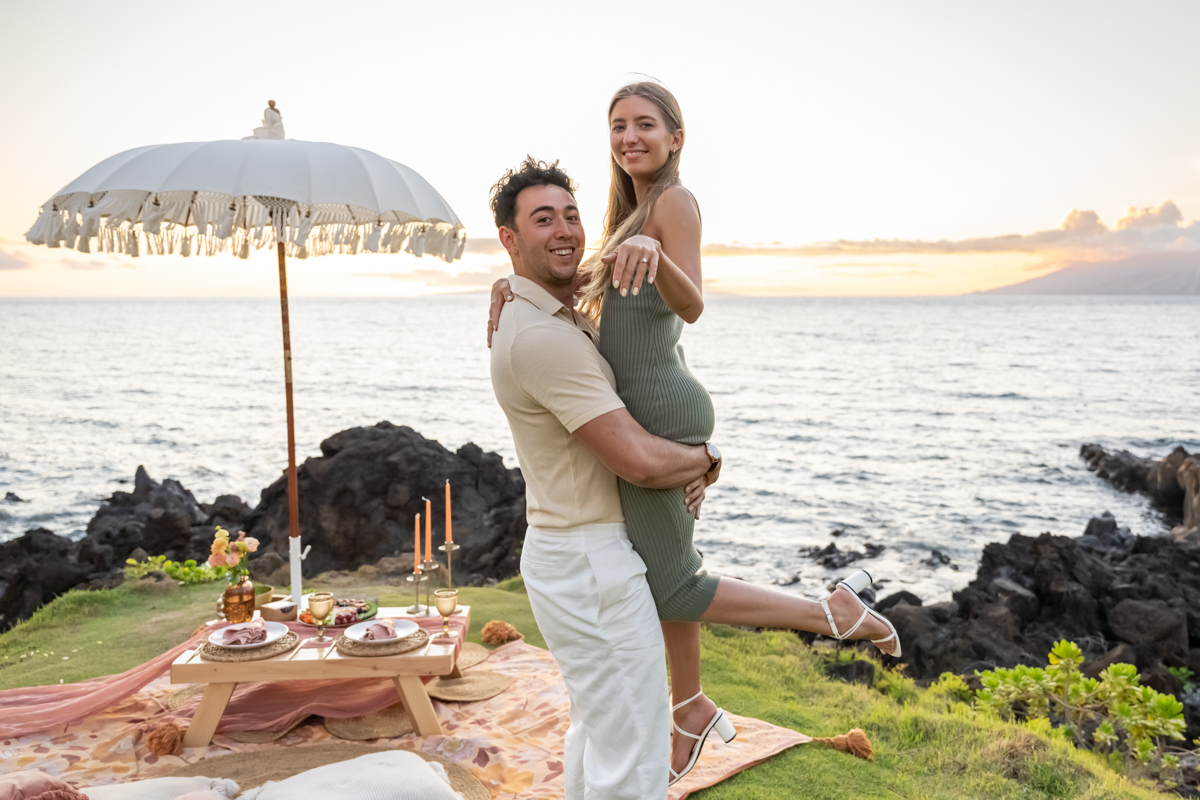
[207,553,225,568]
[245,537,260,553]
[236,531,246,541]
[225,553,242,567]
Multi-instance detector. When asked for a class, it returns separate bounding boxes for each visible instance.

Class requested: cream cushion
[236,752,460,800]
[82,778,238,800]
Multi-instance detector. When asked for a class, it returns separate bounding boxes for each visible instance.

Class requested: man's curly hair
[489,156,577,230]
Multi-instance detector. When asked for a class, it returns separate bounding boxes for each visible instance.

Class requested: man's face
[501,185,584,289]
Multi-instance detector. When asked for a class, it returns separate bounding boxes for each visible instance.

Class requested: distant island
[981,252,1200,294]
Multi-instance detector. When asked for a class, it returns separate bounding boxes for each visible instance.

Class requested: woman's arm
[486,277,513,348]
[609,186,704,323]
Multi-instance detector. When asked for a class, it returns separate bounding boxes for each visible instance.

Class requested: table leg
[393,676,443,736]
[443,664,463,679]
[182,682,238,748]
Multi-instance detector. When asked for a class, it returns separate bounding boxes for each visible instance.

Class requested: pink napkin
[222,626,268,645]
[362,622,397,641]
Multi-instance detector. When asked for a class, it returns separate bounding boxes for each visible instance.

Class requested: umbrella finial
[245,100,286,140]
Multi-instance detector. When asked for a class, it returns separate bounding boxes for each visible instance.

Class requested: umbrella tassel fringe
[26,198,461,263]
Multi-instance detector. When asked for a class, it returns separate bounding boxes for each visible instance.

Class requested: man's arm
[574,408,710,489]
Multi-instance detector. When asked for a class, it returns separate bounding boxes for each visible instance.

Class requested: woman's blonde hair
[577,81,685,324]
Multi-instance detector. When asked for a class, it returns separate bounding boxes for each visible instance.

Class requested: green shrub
[125,555,229,585]
[1167,666,1195,694]
[973,639,1191,788]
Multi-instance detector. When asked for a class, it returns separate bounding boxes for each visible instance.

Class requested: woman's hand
[487,278,514,348]
[684,476,707,520]
[601,235,660,298]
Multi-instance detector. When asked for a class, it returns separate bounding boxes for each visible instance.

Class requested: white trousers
[521,522,669,800]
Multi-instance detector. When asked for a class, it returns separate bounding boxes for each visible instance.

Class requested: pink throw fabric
[0,615,463,739]
[0,770,87,800]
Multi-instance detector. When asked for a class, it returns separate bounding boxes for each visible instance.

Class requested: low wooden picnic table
[171,605,470,747]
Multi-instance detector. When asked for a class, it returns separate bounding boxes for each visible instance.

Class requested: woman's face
[609,95,681,181]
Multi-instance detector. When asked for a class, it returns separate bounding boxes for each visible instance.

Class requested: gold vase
[223,575,255,623]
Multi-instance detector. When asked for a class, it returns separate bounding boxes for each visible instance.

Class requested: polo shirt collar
[508,274,571,317]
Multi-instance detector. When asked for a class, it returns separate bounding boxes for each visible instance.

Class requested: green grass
[0,578,1164,800]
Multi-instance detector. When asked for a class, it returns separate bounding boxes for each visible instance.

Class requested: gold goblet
[433,589,459,642]
[308,592,335,642]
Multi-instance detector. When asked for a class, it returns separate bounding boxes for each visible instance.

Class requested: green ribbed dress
[598,281,719,622]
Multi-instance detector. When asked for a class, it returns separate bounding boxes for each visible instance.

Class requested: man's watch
[704,441,721,473]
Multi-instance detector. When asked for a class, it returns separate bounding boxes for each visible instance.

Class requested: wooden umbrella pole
[278,242,304,606]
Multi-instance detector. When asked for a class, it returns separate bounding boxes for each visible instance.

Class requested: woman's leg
[698,578,898,655]
[662,622,717,776]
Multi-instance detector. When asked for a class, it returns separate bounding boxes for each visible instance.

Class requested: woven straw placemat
[165,742,488,800]
[458,642,490,671]
[324,702,413,740]
[334,629,428,657]
[159,683,205,711]
[425,670,510,702]
[198,631,300,662]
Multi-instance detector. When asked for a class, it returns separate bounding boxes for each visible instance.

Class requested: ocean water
[2,295,1197,603]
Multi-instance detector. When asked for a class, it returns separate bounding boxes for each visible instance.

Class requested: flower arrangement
[207,526,259,581]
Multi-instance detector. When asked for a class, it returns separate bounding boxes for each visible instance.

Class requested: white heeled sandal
[821,569,903,658]
[668,689,738,786]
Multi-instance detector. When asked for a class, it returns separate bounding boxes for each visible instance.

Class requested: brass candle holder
[405,570,428,614]
[437,542,460,589]
[420,558,438,616]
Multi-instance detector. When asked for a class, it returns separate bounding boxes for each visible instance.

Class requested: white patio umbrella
[25,104,466,608]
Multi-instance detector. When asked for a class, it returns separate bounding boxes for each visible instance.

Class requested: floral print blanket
[1,641,809,799]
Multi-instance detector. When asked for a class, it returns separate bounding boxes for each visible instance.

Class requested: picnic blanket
[0,640,809,799]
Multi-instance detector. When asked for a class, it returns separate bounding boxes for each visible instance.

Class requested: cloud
[811,267,921,273]
[354,264,508,288]
[1115,200,1182,230]
[0,248,32,270]
[464,237,505,255]
[702,200,1200,259]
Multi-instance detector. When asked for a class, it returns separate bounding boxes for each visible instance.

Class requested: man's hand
[704,457,721,487]
[685,476,707,520]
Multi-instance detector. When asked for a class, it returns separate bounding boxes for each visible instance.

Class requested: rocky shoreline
[0,422,527,632]
[877,443,1200,742]
[4,432,1198,723]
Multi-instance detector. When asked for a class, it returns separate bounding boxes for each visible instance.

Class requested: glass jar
[223,575,256,624]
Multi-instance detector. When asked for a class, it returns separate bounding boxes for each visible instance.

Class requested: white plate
[344,618,419,644]
[210,621,289,650]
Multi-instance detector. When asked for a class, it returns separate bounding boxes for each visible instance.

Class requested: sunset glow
[1,1,1197,296]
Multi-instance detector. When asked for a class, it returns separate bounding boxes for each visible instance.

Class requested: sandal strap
[840,606,869,639]
[671,688,706,740]
[821,598,841,639]
[671,688,705,713]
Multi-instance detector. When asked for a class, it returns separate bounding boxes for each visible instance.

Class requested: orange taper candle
[414,513,421,569]
[445,479,452,543]
[424,497,432,561]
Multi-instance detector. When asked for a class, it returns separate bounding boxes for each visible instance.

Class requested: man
[488,157,719,799]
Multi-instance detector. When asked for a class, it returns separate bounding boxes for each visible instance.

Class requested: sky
[1,0,1198,296]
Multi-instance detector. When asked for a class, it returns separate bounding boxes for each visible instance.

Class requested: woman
[488,81,900,785]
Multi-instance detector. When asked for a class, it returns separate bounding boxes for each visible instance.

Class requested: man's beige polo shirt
[490,274,626,530]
